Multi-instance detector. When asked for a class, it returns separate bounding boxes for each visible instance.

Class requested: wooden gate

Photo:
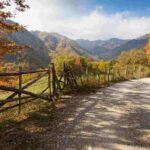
[0,63,78,113]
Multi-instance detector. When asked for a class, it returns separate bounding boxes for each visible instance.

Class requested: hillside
[111,38,148,58]
[76,38,127,59]
[76,36,148,59]
[32,31,87,59]
[1,23,50,69]
[76,38,126,51]
[32,31,149,60]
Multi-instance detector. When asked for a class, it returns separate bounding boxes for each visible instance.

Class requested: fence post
[139,66,141,79]
[65,64,70,88]
[112,67,115,81]
[133,65,136,79]
[125,66,127,79]
[143,68,145,78]
[18,66,22,114]
[107,67,110,82]
[104,65,106,83]
[51,63,56,97]
[63,62,67,88]
[48,66,51,97]
[98,69,101,85]
[86,66,89,84]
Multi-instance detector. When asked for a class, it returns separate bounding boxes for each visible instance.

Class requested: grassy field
[0,75,52,129]
[0,75,49,100]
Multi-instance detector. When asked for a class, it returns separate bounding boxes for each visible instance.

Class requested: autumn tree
[0,0,29,56]
[145,35,150,62]
[53,55,89,76]
[114,49,150,79]
[118,49,148,66]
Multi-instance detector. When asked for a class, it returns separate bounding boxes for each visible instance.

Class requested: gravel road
[38,78,150,150]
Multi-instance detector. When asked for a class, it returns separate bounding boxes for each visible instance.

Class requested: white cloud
[13,0,150,40]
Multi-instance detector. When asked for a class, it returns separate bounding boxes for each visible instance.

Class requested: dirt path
[1,78,150,150]
[37,78,150,150]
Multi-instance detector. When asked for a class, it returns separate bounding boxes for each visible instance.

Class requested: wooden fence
[0,63,78,114]
[0,63,147,114]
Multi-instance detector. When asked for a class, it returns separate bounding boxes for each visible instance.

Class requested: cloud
[13,0,150,40]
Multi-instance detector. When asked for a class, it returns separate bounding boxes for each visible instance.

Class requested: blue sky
[14,0,150,40]
[90,0,150,16]
[51,0,150,17]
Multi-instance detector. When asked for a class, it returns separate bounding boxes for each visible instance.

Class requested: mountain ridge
[32,30,149,60]
[0,22,50,69]
[1,24,149,69]
[32,31,88,59]
[76,35,149,59]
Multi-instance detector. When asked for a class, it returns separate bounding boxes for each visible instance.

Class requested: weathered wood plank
[0,86,51,101]
[0,69,48,77]
[18,67,22,114]
[4,72,47,101]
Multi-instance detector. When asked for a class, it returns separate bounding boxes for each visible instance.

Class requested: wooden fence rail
[0,63,77,114]
[0,63,145,114]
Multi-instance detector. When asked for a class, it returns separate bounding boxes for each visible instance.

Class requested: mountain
[76,38,126,51]
[76,35,149,59]
[101,38,127,50]
[32,30,149,60]
[111,38,148,58]
[32,31,87,59]
[76,38,127,59]
[1,22,50,69]
[2,21,149,70]
[34,31,146,60]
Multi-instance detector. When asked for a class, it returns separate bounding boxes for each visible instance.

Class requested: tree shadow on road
[0,80,150,150]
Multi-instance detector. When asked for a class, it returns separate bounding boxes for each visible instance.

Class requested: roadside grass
[0,75,49,100]
[0,98,51,150]
[0,76,51,132]
[0,75,53,149]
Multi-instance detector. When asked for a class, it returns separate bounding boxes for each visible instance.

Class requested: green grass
[0,76,49,100]
[0,75,51,122]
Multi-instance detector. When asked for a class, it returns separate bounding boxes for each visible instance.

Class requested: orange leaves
[0,0,29,57]
[0,78,17,86]
[0,37,19,56]
[75,57,81,66]
[144,35,150,62]
[0,21,24,33]
[145,36,150,53]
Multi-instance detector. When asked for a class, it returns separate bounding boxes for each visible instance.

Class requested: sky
[13,0,150,40]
